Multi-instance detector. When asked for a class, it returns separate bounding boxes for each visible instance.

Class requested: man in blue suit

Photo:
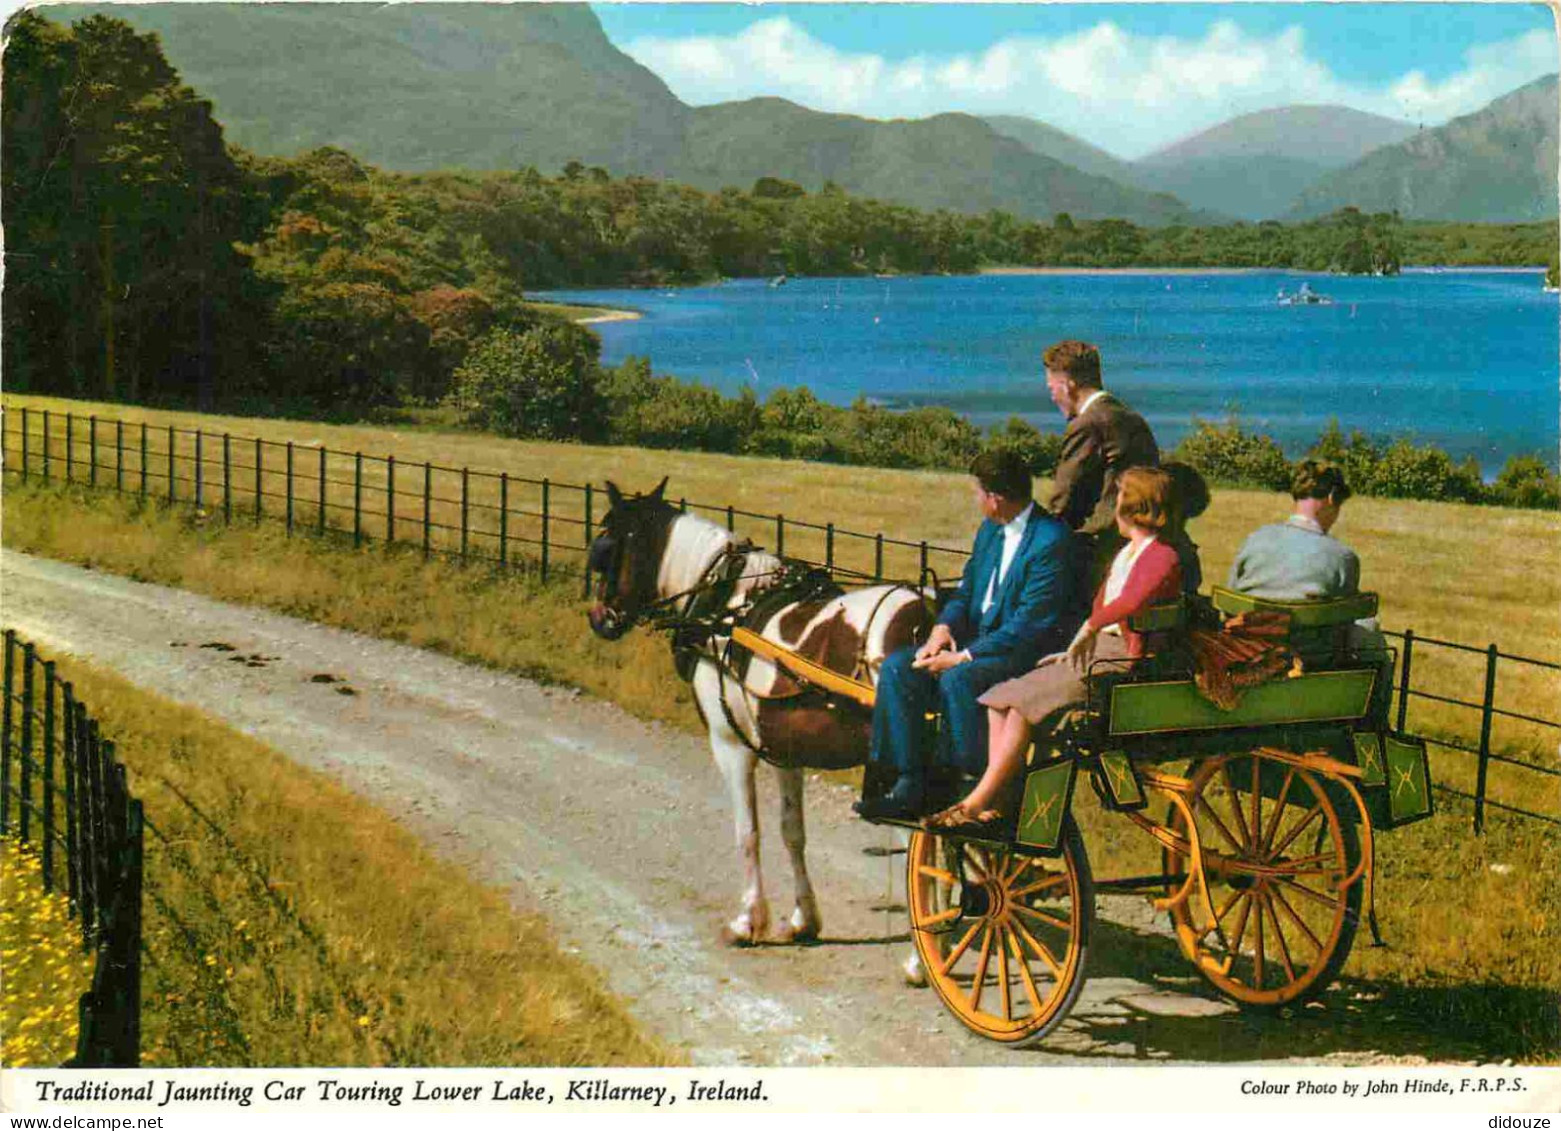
[857,449,1077,820]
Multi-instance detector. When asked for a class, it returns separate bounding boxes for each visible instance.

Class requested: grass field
[0,652,675,1068]
[3,395,1558,1059]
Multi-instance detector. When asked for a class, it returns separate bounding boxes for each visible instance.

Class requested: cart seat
[1127,599,1187,634]
[1211,587,1377,627]
[1212,587,1379,669]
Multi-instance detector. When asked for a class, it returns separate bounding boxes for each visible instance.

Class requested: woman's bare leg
[958,708,1031,814]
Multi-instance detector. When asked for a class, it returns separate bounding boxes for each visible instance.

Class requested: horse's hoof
[772,922,821,945]
[720,924,762,948]
[902,953,928,988]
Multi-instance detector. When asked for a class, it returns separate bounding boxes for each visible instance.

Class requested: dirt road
[2,550,1449,1067]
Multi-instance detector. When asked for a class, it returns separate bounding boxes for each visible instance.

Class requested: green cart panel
[1211,586,1378,627]
[1383,735,1434,827]
[1093,749,1147,810]
[1017,759,1077,854]
[1352,731,1387,787]
[1128,600,1186,634]
[1107,668,1378,736]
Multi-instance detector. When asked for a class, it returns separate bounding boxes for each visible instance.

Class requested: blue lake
[535,269,1560,473]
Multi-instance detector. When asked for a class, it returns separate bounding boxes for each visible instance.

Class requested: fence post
[42,408,55,483]
[139,424,147,499]
[826,523,835,574]
[86,720,106,940]
[88,416,97,487]
[222,434,232,524]
[65,412,73,482]
[254,438,263,525]
[776,514,785,556]
[423,463,432,560]
[726,504,735,532]
[42,661,57,891]
[1396,629,1414,734]
[498,473,508,567]
[353,452,363,548]
[386,456,396,547]
[194,430,203,509]
[285,442,295,535]
[20,642,35,843]
[317,448,327,536]
[62,682,79,915]
[115,420,124,494]
[541,479,550,581]
[21,407,29,482]
[1474,644,1498,835]
[919,542,929,590]
[460,468,469,559]
[1,631,14,835]
[166,425,175,503]
[874,533,884,581]
[74,704,97,941]
[679,497,687,514]
[581,484,594,598]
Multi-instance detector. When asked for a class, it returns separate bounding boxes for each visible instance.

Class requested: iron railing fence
[4,406,1557,833]
[2,630,144,1067]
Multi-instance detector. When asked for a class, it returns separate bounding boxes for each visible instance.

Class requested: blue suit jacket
[938,505,1077,668]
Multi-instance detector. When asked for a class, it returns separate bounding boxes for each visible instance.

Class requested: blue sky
[593,3,1558,158]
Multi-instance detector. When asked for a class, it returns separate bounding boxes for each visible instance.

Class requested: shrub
[1365,439,1485,503]
[828,401,983,470]
[1172,416,1293,491]
[984,417,1064,476]
[602,359,756,452]
[1492,455,1560,510]
[445,321,604,441]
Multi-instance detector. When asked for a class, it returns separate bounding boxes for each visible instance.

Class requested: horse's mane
[659,512,782,606]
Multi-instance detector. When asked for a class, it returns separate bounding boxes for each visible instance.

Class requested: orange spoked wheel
[907,819,1092,1047]
[1164,749,1361,1009]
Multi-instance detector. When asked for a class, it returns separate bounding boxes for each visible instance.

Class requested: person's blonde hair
[1116,466,1175,532]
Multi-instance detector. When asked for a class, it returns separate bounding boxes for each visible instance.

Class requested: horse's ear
[650,476,669,502]
[605,481,623,509]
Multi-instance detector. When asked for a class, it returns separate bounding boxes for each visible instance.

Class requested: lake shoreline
[575,308,643,325]
[979,265,1269,276]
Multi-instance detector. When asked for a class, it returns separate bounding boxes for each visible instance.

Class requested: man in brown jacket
[1043,340,1160,589]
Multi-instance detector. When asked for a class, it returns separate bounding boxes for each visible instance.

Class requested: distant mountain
[1288,74,1560,221]
[49,2,691,175]
[1142,105,1417,169]
[684,100,1206,224]
[1128,106,1417,221]
[980,115,1137,183]
[42,4,1207,226]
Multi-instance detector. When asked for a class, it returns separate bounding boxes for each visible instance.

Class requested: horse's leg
[774,765,821,943]
[695,662,771,946]
[896,825,928,986]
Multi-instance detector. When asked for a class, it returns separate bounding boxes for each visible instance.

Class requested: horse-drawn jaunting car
[587,480,1434,1044]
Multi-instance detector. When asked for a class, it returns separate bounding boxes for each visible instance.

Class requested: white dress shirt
[1074,388,1107,419]
[981,502,1034,615]
[1099,534,1157,635]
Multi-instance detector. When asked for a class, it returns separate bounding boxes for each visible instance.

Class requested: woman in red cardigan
[929,466,1188,832]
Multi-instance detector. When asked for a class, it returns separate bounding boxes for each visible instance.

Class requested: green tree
[447,322,605,440]
[1492,455,1560,509]
[1173,417,1293,490]
[2,11,267,405]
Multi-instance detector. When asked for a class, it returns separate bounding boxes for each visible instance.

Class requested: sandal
[924,803,1013,837]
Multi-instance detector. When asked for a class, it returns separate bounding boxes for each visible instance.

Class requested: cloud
[623,17,1558,158]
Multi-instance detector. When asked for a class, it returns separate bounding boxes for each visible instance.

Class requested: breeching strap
[729,627,877,709]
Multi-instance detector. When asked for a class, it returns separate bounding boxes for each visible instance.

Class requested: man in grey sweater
[1228,460,1360,599]
[1228,460,1387,667]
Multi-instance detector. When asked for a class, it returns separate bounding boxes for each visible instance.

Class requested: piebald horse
[587,479,932,951]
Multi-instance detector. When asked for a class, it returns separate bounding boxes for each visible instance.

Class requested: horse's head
[587,477,678,640]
